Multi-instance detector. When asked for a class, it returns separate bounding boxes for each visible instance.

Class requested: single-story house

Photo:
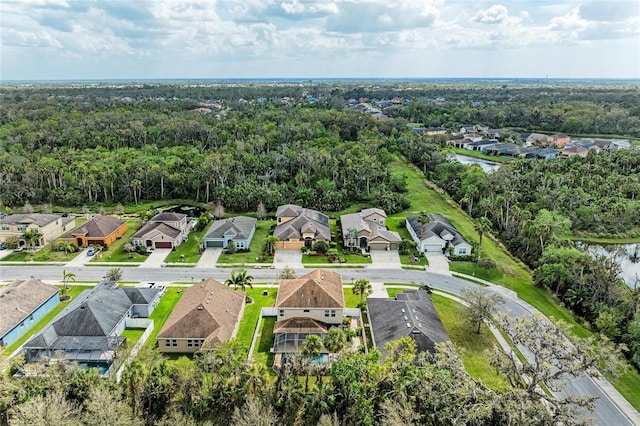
[526,133,550,146]
[273,269,344,354]
[203,216,257,249]
[157,278,245,353]
[367,289,449,359]
[60,215,127,248]
[406,214,472,256]
[560,146,590,158]
[549,134,571,148]
[483,143,517,156]
[274,204,330,250]
[0,278,60,347]
[23,281,162,371]
[341,208,401,251]
[467,140,497,151]
[532,148,559,160]
[132,212,188,250]
[0,214,76,247]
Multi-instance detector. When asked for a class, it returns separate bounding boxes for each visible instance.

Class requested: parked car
[87,247,96,256]
[0,242,6,250]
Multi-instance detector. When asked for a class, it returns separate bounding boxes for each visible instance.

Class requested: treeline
[398,136,640,368]
[0,340,596,426]
[0,106,409,213]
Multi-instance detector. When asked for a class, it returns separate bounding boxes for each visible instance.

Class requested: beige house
[0,214,76,247]
[273,269,344,354]
[132,212,188,250]
[549,134,571,148]
[274,204,330,250]
[157,278,245,353]
[340,208,401,251]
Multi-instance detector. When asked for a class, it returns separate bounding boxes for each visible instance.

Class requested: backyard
[143,286,185,349]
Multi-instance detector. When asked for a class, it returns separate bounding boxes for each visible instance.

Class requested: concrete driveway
[64,247,93,267]
[196,248,223,268]
[273,249,303,268]
[139,249,172,268]
[0,249,13,260]
[425,253,451,275]
[369,250,401,268]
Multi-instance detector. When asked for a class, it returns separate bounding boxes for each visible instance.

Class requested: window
[171,339,177,347]
[279,309,284,317]
[324,310,330,317]
[165,340,171,347]
[1,225,9,230]
[458,248,467,255]
[330,310,336,317]
[29,315,34,321]
[17,225,26,231]
[187,339,193,347]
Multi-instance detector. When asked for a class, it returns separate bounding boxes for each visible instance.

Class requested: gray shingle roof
[340,210,401,244]
[132,222,181,239]
[406,214,468,247]
[367,290,449,358]
[0,213,61,227]
[274,206,330,241]
[205,216,257,240]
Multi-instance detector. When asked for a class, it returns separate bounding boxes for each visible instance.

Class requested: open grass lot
[164,228,206,263]
[386,215,428,266]
[144,287,184,349]
[449,261,504,282]
[387,158,590,338]
[90,220,147,263]
[236,288,277,352]
[0,245,78,262]
[217,220,276,265]
[253,316,276,368]
[0,286,93,357]
[121,328,145,348]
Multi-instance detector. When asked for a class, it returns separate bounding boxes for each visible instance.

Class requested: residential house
[61,215,127,248]
[23,281,162,372]
[593,139,617,152]
[483,143,517,156]
[274,204,330,250]
[560,146,590,158]
[340,208,401,251]
[157,278,245,353]
[467,140,497,152]
[132,212,188,250]
[0,278,60,347]
[0,214,76,247]
[406,214,472,255]
[526,133,549,146]
[485,128,506,139]
[273,269,344,354]
[367,289,449,359]
[425,127,447,135]
[459,124,475,133]
[452,137,475,149]
[204,216,257,250]
[532,148,559,160]
[549,134,571,148]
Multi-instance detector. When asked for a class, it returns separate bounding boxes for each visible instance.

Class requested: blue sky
[1,0,639,80]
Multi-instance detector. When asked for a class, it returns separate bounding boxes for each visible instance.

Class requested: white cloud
[474,4,509,24]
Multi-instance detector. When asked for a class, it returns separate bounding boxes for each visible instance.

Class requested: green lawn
[387,157,590,338]
[236,288,277,352]
[444,147,514,163]
[302,252,372,264]
[90,220,147,263]
[0,286,93,357]
[253,316,276,367]
[217,220,276,265]
[0,245,78,262]
[344,288,365,308]
[449,261,505,282]
[164,229,206,263]
[145,287,184,349]
[609,369,640,412]
[121,329,145,348]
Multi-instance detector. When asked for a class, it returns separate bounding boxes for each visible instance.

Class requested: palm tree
[263,236,279,256]
[474,216,492,261]
[58,240,77,258]
[417,211,430,226]
[225,269,253,291]
[22,228,43,248]
[352,278,373,306]
[106,268,123,282]
[345,227,358,251]
[323,328,346,356]
[62,269,75,299]
[301,335,323,393]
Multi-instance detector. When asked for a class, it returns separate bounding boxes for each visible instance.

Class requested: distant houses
[274,204,330,250]
[340,208,401,251]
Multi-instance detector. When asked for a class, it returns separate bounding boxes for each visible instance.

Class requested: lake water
[581,243,640,289]
[454,154,502,173]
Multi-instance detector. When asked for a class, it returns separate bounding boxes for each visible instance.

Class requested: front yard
[0,245,79,262]
[217,220,276,265]
[90,220,146,263]
[164,229,206,263]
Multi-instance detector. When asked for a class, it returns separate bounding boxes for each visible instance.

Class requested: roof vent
[401,308,405,313]
[406,323,411,328]
[403,316,408,321]
[197,306,203,310]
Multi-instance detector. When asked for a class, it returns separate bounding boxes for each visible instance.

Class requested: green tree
[473,216,492,261]
[62,269,76,299]
[301,335,323,393]
[263,236,279,256]
[123,243,136,259]
[225,270,253,291]
[22,228,43,248]
[58,240,77,258]
[323,328,346,355]
[279,266,297,280]
[106,268,123,282]
[352,278,373,306]
[461,287,504,334]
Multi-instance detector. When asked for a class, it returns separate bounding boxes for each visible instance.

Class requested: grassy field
[343,288,364,308]
[164,229,206,263]
[387,157,590,338]
[90,220,147,263]
[0,286,94,357]
[217,220,276,265]
[144,287,184,349]
[236,288,277,352]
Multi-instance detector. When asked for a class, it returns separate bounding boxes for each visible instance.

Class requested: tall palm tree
[474,216,492,261]
[225,269,254,291]
[22,228,43,248]
[323,328,346,356]
[352,278,373,306]
[62,269,76,298]
[301,335,323,393]
[58,240,76,258]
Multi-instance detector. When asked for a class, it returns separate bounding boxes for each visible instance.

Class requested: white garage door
[423,244,443,253]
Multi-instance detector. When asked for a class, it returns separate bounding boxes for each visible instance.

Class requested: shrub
[301,246,309,253]
[327,248,338,255]
[477,258,497,270]
[308,250,317,256]
[448,254,476,262]
[312,241,329,253]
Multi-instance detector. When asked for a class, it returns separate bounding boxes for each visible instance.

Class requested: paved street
[0,264,637,425]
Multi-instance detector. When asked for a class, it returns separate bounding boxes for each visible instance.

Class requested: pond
[156,205,205,218]
[454,154,502,173]
[580,243,640,289]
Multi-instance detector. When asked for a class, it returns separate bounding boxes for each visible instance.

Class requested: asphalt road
[0,264,636,425]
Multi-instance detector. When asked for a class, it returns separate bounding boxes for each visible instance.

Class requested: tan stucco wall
[275,240,304,250]
[278,308,344,325]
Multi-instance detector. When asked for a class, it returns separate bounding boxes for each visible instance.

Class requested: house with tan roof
[157,278,245,353]
[132,212,188,250]
[341,208,401,251]
[274,204,330,250]
[0,278,60,347]
[273,269,344,354]
[60,215,127,248]
[0,214,75,247]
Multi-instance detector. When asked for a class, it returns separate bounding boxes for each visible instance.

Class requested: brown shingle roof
[67,215,126,238]
[276,270,344,309]
[157,279,245,343]
[132,222,181,239]
[0,278,59,337]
